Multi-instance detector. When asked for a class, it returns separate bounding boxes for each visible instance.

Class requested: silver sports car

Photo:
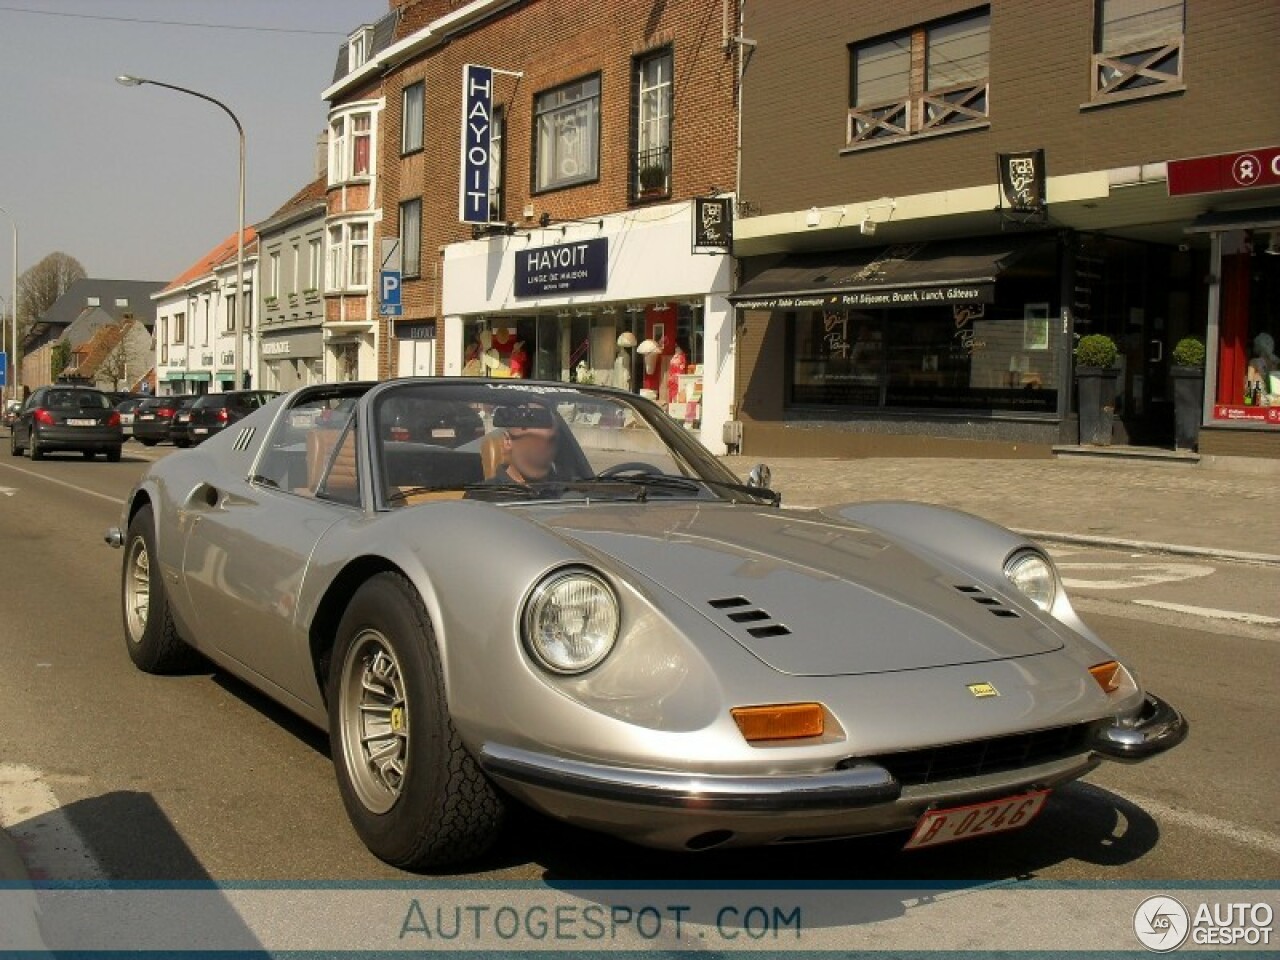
[106,379,1186,869]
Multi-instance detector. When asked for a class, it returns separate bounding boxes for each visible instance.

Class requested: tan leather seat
[480,429,508,480]
[307,427,358,497]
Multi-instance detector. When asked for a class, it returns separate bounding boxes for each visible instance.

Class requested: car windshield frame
[364,379,774,511]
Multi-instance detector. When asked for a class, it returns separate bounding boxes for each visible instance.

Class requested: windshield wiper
[580,473,780,505]
[387,482,544,502]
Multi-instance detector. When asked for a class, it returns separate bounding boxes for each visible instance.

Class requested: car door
[178,398,361,707]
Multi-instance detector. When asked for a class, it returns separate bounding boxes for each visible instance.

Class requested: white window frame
[226,294,236,333]
[634,48,673,199]
[327,105,378,185]
[533,75,601,193]
[173,311,185,345]
[309,237,322,291]
[328,117,347,184]
[348,27,373,72]
[290,241,300,295]
[268,250,281,299]
[326,221,372,292]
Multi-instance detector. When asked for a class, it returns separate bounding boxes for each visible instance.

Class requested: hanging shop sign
[692,196,733,253]
[998,149,1047,220]
[459,64,494,225]
[514,237,609,297]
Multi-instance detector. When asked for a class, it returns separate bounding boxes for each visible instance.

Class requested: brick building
[324,0,744,451]
[730,0,1280,458]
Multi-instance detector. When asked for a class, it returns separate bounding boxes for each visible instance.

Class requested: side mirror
[746,463,772,490]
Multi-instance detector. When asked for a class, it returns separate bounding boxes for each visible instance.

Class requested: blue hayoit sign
[514,237,609,297]
[458,64,493,225]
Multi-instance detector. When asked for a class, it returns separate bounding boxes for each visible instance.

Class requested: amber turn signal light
[1089,660,1123,693]
[732,703,825,742]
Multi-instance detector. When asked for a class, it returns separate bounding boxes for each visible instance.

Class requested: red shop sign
[1167,146,1280,197]
[1213,404,1280,425]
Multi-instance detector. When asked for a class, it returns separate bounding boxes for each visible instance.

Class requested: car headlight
[522,568,620,674]
[1004,549,1058,612]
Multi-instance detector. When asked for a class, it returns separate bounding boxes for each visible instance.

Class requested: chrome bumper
[1092,693,1187,763]
[478,743,901,814]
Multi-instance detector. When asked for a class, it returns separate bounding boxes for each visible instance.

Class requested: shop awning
[1185,206,1280,234]
[185,371,212,383]
[163,371,186,382]
[729,237,1047,310]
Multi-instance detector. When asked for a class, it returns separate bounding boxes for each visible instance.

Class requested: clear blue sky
[0,0,387,286]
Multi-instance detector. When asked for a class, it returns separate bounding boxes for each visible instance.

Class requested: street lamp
[116,74,247,390]
[0,205,17,403]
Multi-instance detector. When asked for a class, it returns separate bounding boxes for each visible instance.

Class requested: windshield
[47,390,111,410]
[371,381,771,507]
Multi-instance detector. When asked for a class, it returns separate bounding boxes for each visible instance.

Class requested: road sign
[380,238,403,317]
[0,351,7,387]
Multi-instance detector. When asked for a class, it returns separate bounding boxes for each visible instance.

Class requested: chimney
[315,129,329,180]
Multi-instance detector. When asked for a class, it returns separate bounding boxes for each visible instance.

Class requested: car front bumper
[478,692,1185,850]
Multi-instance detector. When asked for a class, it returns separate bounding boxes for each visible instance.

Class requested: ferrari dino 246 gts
[107,379,1185,868]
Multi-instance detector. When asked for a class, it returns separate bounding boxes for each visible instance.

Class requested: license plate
[67,418,97,427]
[140,414,155,420]
[193,427,208,434]
[904,790,1048,850]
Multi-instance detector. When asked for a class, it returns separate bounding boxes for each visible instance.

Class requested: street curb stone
[1014,530,1280,567]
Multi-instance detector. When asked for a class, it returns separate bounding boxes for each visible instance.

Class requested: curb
[0,828,31,884]
[1013,529,1280,567]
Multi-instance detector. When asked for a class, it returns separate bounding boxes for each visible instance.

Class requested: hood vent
[954,585,1021,619]
[708,596,792,639]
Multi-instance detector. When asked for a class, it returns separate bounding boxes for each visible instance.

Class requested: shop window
[848,8,989,148]
[400,199,422,279]
[631,47,672,201]
[402,81,424,155]
[788,295,1060,414]
[1091,0,1184,104]
[1214,231,1280,419]
[533,74,601,193]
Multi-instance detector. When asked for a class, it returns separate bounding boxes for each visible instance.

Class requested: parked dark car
[3,399,20,429]
[187,391,281,445]
[115,397,147,439]
[9,385,123,461]
[167,396,202,448]
[132,395,195,446]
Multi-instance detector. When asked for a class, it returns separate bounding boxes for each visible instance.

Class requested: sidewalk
[721,455,1277,564]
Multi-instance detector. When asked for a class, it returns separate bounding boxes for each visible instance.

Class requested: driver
[492,406,559,484]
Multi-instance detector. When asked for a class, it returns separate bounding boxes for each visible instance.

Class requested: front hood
[521,503,1064,677]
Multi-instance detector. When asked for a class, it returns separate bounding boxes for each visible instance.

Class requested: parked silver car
[107,379,1185,869]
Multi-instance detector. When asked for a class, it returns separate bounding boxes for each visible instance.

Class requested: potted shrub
[1169,336,1206,451]
[637,164,667,197]
[1075,333,1119,446]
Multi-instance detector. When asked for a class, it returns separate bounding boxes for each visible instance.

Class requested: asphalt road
[0,440,1277,884]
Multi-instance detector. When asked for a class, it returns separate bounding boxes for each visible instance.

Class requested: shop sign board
[380,237,402,317]
[692,196,733,253]
[1168,146,1280,196]
[514,237,609,297]
[459,64,494,225]
[394,321,436,340]
[0,352,6,387]
[732,284,994,311]
[1213,404,1280,424]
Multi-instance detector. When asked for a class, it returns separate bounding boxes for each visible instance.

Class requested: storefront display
[1209,229,1280,426]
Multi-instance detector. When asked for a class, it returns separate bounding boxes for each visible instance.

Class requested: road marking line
[1128,598,1280,627]
[1076,781,1280,856]
[1058,561,1217,591]
[0,462,125,506]
[0,764,105,881]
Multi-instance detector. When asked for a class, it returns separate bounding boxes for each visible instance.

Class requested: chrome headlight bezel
[521,567,620,675]
[1003,548,1059,612]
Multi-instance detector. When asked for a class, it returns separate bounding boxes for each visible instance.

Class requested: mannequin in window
[667,340,688,402]
[508,341,528,379]
[637,338,662,399]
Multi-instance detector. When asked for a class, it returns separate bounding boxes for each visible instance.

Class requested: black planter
[1170,365,1205,451]
[1076,366,1118,446]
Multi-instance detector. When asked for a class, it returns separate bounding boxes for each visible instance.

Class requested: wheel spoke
[341,630,412,813]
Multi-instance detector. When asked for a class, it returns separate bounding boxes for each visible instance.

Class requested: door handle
[1149,340,1164,364]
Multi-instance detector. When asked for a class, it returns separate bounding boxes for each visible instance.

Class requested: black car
[115,397,148,439]
[132,395,195,446]
[187,390,281,445]
[167,396,202,448]
[9,386,123,461]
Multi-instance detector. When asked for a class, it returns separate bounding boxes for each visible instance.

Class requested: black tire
[139,439,158,447]
[173,439,190,449]
[9,429,21,457]
[107,446,122,463]
[82,450,96,460]
[328,572,504,869]
[121,504,194,673]
[27,432,42,461]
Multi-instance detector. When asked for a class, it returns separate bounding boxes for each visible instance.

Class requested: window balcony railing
[1091,36,1183,103]
[632,144,671,201]
[847,81,988,147]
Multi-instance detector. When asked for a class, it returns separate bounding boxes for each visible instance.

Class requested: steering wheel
[597,461,664,478]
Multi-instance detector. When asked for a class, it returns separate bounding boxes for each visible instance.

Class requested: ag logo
[1134,895,1190,952]
[1232,154,1261,186]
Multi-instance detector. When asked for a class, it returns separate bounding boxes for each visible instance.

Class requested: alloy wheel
[338,629,410,814]
[124,535,150,643]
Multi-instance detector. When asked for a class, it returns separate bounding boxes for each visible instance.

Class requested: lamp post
[0,205,17,402]
[116,75,246,391]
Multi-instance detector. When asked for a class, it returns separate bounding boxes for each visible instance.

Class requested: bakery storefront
[441,202,735,452]
[732,235,1069,453]
[260,329,324,392]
